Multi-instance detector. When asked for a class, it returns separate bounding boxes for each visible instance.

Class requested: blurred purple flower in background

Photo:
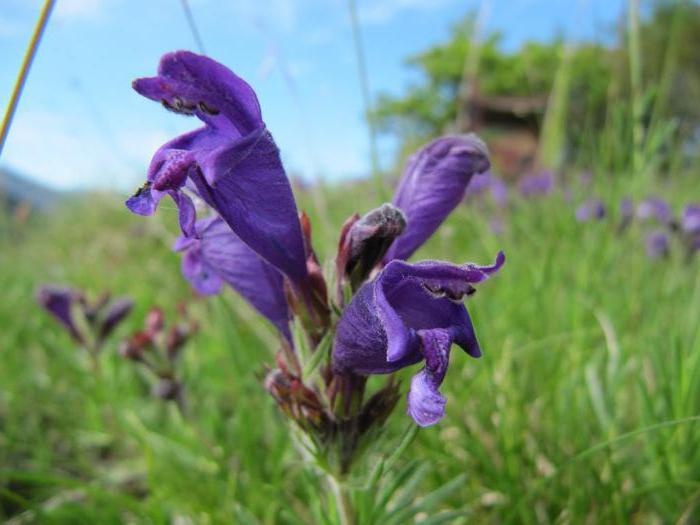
[645,230,670,259]
[37,286,133,349]
[578,170,593,187]
[464,172,509,208]
[681,204,700,256]
[637,197,672,225]
[36,286,85,343]
[464,172,493,198]
[618,197,634,232]
[333,253,505,426]
[575,198,606,222]
[518,170,554,197]
[681,204,700,235]
[384,134,490,262]
[490,176,509,207]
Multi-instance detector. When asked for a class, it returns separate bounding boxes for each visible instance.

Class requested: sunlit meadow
[1,1,700,524]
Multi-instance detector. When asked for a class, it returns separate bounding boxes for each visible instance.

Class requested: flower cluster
[125,51,504,470]
[119,306,197,410]
[37,285,132,354]
[621,197,700,259]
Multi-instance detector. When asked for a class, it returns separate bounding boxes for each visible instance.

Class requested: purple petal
[133,50,261,134]
[407,329,451,426]
[490,176,509,207]
[518,170,554,197]
[620,197,634,219]
[36,286,84,343]
[176,216,292,341]
[575,198,606,222]
[130,52,307,285]
[637,197,672,224]
[645,230,670,259]
[189,128,308,284]
[464,172,493,198]
[385,134,490,262]
[181,246,224,295]
[681,204,700,235]
[333,252,503,376]
[99,298,133,341]
[171,190,196,237]
[125,183,159,216]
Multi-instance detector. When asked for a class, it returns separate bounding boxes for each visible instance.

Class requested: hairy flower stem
[327,474,355,525]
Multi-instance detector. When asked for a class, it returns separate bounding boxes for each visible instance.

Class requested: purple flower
[575,198,606,222]
[37,286,85,343]
[332,252,505,426]
[174,215,291,341]
[464,172,493,198]
[464,172,509,208]
[126,51,307,285]
[384,135,490,262]
[489,176,509,208]
[518,170,554,197]
[681,204,700,235]
[645,230,670,259]
[37,286,133,346]
[98,298,134,342]
[336,204,407,292]
[637,197,672,225]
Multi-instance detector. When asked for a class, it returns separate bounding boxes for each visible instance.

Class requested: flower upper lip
[126,51,308,288]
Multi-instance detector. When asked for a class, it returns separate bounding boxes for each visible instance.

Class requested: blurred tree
[636,0,700,137]
[373,2,700,173]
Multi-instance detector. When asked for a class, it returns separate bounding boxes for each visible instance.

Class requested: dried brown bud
[264,358,331,434]
[118,331,152,361]
[152,377,182,402]
[165,324,190,361]
[145,308,165,335]
[337,204,406,291]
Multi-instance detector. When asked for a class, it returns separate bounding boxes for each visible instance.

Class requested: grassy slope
[0,176,699,524]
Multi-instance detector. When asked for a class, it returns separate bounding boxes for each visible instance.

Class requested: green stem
[627,0,644,174]
[327,474,355,525]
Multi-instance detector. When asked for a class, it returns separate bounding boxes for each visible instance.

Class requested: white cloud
[0,16,22,37]
[358,0,455,25]
[0,0,113,38]
[2,109,169,191]
[53,0,104,20]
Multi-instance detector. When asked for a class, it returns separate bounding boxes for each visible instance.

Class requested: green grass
[0,173,699,523]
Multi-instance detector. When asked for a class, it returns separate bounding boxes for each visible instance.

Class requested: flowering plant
[126,50,504,523]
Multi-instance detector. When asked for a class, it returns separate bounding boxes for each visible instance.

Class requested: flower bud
[36,286,86,344]
[337,203,406,291]
[98,298,133,341]
[152,377,182,402]
[166,324,191,361]
[264,361,331,433]
[145,308,165,335]
[118,331,152,361]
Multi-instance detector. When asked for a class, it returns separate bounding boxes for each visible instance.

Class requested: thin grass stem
[347,0,386,201]
[0,0,55,156]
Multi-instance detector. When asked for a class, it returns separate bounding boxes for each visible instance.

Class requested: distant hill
[0,166,61,211]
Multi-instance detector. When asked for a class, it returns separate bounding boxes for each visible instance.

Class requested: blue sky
[0,0,624,192]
